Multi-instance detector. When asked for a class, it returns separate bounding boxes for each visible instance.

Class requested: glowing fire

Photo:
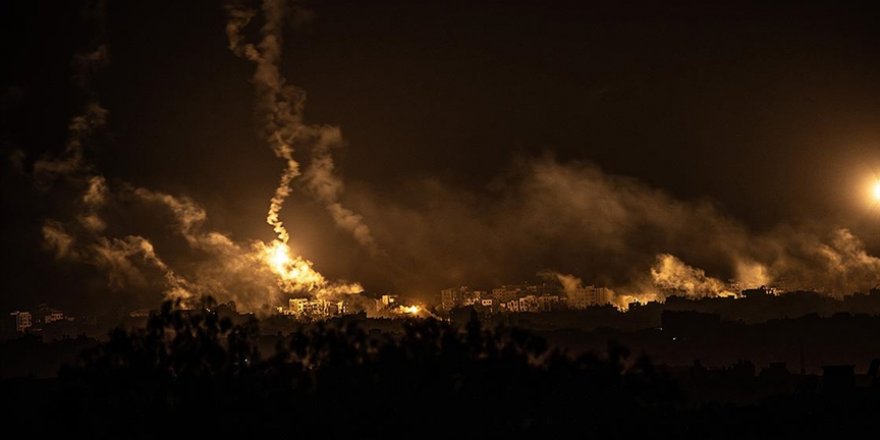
[396,305,422,315]
[258,239,363,298]
[268,241,291,270]
[611,293,659,311]
[873,181,880,202]
[260,240,327,292]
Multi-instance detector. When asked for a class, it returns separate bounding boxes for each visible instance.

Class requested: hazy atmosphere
[3,0,879,314]
[3,2,880,437]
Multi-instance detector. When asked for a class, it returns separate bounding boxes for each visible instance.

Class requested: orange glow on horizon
[398,305,421,315]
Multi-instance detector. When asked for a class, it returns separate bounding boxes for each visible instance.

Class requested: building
[36,304,65,324]
[500,299,520,312]
[491,285,522,304]
[742,285,777,298]
[516,295,540,312]
[380,294,399,308]
[10,311,33,333]
[440,286,470,311]
[461,290,487,307]
[287,298,343,319]
[442,281,612,314]
[566,285,611,309]
[536,295,562,311]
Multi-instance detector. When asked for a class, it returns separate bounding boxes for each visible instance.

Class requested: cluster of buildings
[3,304,70,340]
[440,284,613,313]
[278,294,422,320]
[281,298,351,319]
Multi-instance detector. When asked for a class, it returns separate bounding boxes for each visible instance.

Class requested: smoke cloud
[29,5,187,302]
[42,221,77,260]
[351,156,880,302]
[32,102,107,187]
[132,187,363,310]
[32,0,366,313]
[29,1,879,314]
[650,254,737,298]
[302,126,379,253]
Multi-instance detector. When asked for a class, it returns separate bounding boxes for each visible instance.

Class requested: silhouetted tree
[4,299,876,438]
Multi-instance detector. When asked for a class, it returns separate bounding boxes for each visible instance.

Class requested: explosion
[34,0,374,314]
[31,0,880,317]
[223,0,370,305]
[396,305,422,315]
[262,240,324,290]
[258,240,363,299]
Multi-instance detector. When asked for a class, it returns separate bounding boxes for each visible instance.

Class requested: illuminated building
[10,311,33,333]
[287,298,344,319]
[491,285,522,303]
[36,304,64,324]
[443,282,611,313]
[536,295,561,311]
[440,286,470,311]
[566,286,611,309]
[516,295,540,312]
[380,294,399,308]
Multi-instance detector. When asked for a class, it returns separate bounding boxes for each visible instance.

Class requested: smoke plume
[224,0,377,252]
[133,187,362,309]
[302,126,379,253]
[31,0,368,313]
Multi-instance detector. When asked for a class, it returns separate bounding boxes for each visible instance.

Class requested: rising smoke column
[224,0,377,252]
[302,126,379,253]
[225,0,301,244]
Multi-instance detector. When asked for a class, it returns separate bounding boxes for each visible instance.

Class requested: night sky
[2,0,879,314]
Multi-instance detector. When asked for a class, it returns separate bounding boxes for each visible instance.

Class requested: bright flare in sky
[873,181,880,202]
[258,240,364,297]
[262,240,328,292]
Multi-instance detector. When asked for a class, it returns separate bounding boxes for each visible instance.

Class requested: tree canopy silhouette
[4,298,875,438]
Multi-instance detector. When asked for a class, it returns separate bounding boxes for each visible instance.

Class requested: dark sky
[2,0,879,313]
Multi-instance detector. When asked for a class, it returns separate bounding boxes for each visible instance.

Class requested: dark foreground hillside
[2,299,878,438]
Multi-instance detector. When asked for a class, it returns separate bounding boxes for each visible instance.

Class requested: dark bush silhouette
[23,298,677,437]
[3,298,877,438]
